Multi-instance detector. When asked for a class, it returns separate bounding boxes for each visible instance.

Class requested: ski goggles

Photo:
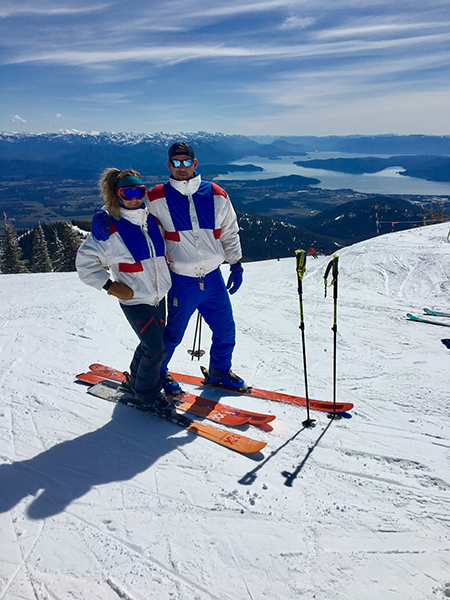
[117,185,146,201]
[170,159,194,168]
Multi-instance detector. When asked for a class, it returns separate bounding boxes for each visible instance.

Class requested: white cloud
[315,20,450,40]
[153,0,304,20]
[12,114,26,123]
[279,16,314,30]
[234,90,450,136]
[6,30,448,69]
[0,3,108,18]
[246,48,450,108]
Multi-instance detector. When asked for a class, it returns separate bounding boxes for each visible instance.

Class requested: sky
[1,0,450,136]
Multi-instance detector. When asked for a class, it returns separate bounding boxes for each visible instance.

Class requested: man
[91,142,245,394]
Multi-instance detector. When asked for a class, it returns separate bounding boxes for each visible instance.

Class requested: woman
[76,168,173,414]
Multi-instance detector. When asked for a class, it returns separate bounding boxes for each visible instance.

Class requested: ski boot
[119,371,135,394]
[206,368,248,392]
[161,372,184,396]
[148,391,191,426]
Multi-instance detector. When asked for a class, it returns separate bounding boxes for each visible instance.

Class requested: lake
[216,153,450,196]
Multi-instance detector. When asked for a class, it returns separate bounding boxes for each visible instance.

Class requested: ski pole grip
[324,254,339,298]
[295,249,306,298]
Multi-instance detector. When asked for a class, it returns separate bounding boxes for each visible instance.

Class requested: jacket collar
[118,205,148,226]
[169,173,201,195]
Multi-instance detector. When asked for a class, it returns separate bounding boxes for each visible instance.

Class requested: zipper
[141,214,160,304]
[186,188,205,278]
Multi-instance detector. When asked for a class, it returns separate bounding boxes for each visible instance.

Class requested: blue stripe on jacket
[163,181,215,231]
[110,214,165,262]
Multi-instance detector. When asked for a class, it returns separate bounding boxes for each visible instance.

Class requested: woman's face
[117,185,146,209]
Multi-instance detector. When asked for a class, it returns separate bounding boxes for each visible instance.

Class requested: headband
[117,175,143,188]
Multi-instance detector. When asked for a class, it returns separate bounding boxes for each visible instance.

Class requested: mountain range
[1,131,449,200]
[1,131,450,180]
[1,131,449,261]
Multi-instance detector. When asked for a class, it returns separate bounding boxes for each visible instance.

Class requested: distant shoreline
[216,154,450,196]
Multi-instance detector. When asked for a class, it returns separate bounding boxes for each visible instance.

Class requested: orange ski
[76,374,250,426]
[85,380,266,454]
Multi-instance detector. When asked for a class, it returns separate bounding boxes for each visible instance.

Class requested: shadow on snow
[0,402,194,519]
[238,419,335,487]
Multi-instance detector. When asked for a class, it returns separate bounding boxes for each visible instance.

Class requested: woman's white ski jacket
[76,206,171,306]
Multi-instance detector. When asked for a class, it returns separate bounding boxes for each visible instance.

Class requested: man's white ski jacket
[147,174,242,278]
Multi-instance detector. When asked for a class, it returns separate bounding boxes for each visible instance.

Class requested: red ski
[78,370,274,425]
[77,371,125,385]
[87,365,127,382]
[88,363,353,414]
[173,366,354,413]
[174,369,354,414]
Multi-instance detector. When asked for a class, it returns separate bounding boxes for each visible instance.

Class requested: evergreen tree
[0,213,30,274]
[58,222,84,271]
[51,230,66,272]
[31,223,53,273]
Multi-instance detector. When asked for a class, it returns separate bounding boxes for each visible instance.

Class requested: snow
[1,222,450,600]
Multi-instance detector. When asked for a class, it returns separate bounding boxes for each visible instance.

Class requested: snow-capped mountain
[1,131,449,162]
[0,130,260,163]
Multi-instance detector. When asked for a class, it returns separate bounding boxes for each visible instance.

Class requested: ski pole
[295,249,315,428]
[324,254,341,420]
[188,311,205,360]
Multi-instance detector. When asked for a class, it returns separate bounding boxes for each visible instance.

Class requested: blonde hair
[99,168,142,220]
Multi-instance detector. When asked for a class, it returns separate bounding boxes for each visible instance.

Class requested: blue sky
[1,0,449,136]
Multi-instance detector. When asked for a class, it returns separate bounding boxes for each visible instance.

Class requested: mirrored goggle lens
[171,159,193,168]
[118,185,146,200]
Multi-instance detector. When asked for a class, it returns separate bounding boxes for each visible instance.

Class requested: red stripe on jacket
[147,185,166,202]
[211,182,227,198]
[108,221,118,235]
[165,231,181,241]
[118,262,143,273]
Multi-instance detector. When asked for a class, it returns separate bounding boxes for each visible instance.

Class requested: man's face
[167,154,198,181]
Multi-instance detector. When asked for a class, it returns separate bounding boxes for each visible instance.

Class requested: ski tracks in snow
[0,398,48,599]
[1,228,450,599]
[62,508,226,600]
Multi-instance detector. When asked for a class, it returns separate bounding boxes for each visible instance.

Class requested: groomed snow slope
[0,222,449,600]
